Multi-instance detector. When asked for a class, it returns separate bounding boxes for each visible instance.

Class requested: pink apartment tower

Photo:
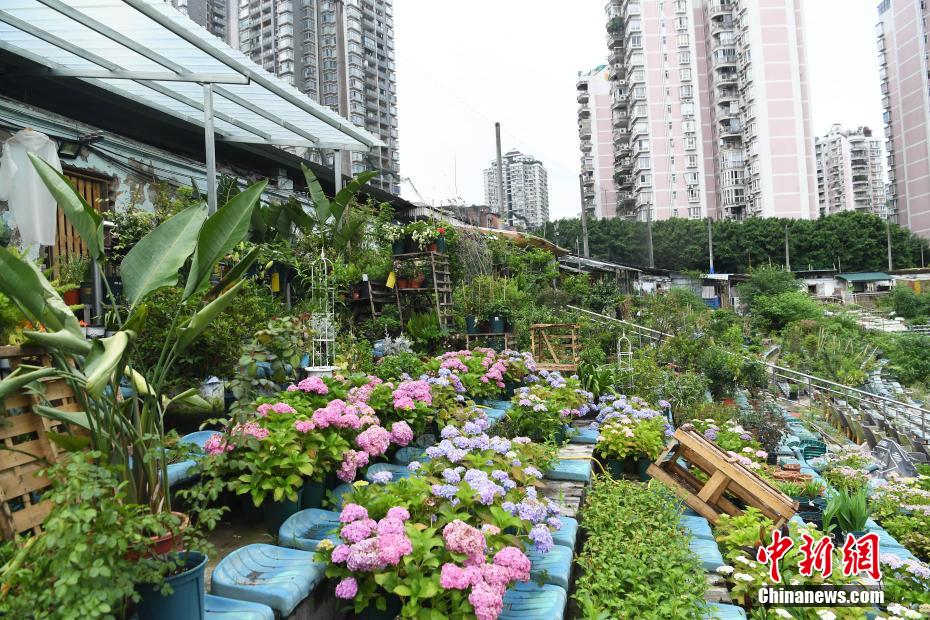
[577,65,619,219]
[877,0,930,237]
[600,0,817,221]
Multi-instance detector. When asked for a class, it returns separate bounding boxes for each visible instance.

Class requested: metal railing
[568,305,930,437]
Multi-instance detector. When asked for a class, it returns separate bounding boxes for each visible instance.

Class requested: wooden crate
[647,427,797,528]
[0,346,80,539]
[530,324,579,372]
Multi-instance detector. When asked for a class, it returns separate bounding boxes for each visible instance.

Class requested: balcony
[712,49,738,68]
[579,106,591,118]
[710,17,736,35]
[708,2,735,19]
[715,72,738,86]
[577,90,589,104]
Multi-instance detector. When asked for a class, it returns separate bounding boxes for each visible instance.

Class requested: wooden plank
[11,501,52,535]
[0,462,49,497]
[0,414,46,440]
[697,470,729,504]
[648,464,721,523]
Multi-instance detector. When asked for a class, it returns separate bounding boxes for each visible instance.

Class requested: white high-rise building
[164,0,232,42]
[815,125,886,217]
[484,150,550,230]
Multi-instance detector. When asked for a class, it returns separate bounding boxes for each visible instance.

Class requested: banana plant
[301,163,379,255]
[0,154,266,513]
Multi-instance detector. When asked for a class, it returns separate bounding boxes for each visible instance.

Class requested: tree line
[536,211,930,273]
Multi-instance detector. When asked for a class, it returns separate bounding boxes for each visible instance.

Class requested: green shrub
[574,477,706,619]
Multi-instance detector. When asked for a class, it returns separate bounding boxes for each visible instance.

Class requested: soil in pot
[136,551,207,620]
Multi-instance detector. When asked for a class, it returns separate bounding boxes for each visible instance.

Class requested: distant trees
[537,211,930,273]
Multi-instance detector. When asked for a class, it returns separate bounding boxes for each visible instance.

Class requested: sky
[393,0,885,220]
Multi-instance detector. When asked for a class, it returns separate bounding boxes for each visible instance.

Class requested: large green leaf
[0,368,57,404]
[301,164,330,225]
[33,405,91,430]
[0,249,82,336]
[83,331,131,397]
[121,204,206,308]
[206,246,261,300]
[176,279,247,354]
[28,154,104,261]
[332,170,379,223]
[23,329,92,356]
[183,180,266,300]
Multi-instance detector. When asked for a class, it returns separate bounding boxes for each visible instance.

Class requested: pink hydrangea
[256,403,273,417]
[492,546,531,581]
[341,518,378,544]
[231,422,269,440]
[356,425,391,457]
[294,419,315,433]
[377,533,413,565]
[331,544,351,563]
[376,516,406,536]
[291,376,329,395]
[340,503,369,523]
[392,380,433,410]
[334,576,358,599]
[346,537,383,571]
[203,433,232,456]
[386,506,410,521]
[442,520,486,566]
[469,580,505,620]
[440,563,473,590]
[337,450,370,482]
[390,421,414,447]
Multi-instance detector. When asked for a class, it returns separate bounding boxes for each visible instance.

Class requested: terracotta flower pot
[127,511,189,561]
[63,289,81,305]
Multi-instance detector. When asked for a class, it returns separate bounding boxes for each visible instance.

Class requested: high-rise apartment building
[577,65,619,219]
[604,0,714,222]
[877,0,930,237]
[237,0,399,193]
[483,150,550,230]
[703,0,817,220]
[164,0,232,41]
[601,0,817,221]
[815,125,885,217]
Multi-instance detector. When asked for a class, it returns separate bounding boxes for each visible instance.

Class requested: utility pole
[707,216,715,274]
[645,204,655,268]
[495,123,506,226]
[886,214,894,272]
[784,223,791,272]
[578,174,590,257]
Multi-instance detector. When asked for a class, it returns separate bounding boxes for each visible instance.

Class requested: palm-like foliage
[0,155,266,512]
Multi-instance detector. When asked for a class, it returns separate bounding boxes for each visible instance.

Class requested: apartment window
[679,68,692,81]
[680,84,693,98]
[633,86,646,99]
[685,136,697,150]
[629,34,642,48]
[633,103,647,117]
[671,173,677,184]
[686,172,699,184]
[639,173,652,186]
[677,33,689,47]
[672,191,678,200]
[681,102,694,116]
[679,50,691,64]
[638,139,650,151]
[676,16,688,30]
[632,69,645,82]
[638,156,652,169]
[682,120,696,133]
[688,188,700,202]
[686,154,698,168]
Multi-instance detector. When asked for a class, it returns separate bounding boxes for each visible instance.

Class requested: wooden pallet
[0,346,81,539]
[647,427,797,528]
[530,324,579,372]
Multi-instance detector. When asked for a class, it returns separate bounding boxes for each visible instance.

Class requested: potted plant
[823,489,871,546]
[596,414,667,481]
[382,222,406,255]
[396,262,416,289]
[406,220,434,252]
[434,225,449,253]
[0,155,268,616]
[56,253,89,306]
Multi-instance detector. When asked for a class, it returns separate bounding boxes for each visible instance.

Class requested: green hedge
[573,476,707,619]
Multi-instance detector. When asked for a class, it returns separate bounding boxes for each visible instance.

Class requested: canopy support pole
[333,149,343,191]
[203,83,217,213]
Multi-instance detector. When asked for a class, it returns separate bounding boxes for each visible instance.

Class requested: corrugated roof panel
[0,0,384,151]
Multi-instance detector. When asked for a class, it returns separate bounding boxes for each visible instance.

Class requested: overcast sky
[393,0,885,220]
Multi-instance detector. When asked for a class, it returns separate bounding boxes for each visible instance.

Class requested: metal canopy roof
[837,272,892,282]
[0,0,384,152]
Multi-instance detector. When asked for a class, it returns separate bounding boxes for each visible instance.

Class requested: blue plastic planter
[137,552,207,620]
[465,315,478,334]
[489,316,505,334]
[264,495,301,535]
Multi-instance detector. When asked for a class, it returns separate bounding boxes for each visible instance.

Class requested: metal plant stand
[305,251,337,376]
